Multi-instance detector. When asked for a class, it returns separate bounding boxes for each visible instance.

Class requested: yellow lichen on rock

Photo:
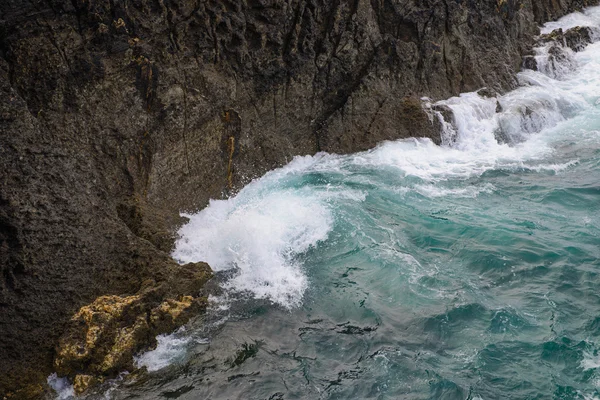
[99,316,150,374]
[73,375,98,395]
[154,296,194,321]
[55,295,141,372]
[51,262,212,395]
[150,295,195,334]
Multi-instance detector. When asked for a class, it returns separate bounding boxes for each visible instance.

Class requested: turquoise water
[64,9,600,400]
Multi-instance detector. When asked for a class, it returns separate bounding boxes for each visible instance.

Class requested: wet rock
[397,97,441,145]
[493,100,502,113]
[494,128,513,145]
[54,294,143,375]
[431,104,457,144]
[539,26,596,52]
[523,55,538,71]
[477,87,498,98]
[539,28,566,43]
[150,296,199,335]
[53,262,212,393]
[228,342,260,368]
[547,44,574,75]
[564,26,595,51]
[1,384,45,400]
[72,375,98,395]
[431,104,455,125]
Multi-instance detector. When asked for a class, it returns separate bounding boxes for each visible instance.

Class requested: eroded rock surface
[0,0,598,396]
[55,262,211,394]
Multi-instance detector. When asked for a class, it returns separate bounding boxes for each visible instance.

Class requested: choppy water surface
[78,8,600,400]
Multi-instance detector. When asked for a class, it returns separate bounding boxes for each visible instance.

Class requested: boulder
[53,262,212,394]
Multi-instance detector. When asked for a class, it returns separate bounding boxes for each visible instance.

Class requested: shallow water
[65,8,600,400]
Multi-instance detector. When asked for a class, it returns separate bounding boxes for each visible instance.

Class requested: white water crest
[173,6,600,311]
[173,156,335,308]
[536,6,600,79]
[47,373,75,400]
[582,348,600,371]
[134,332,199,372]
[413,183,495,198]
[540,6,600,34]
[429,22,600,170]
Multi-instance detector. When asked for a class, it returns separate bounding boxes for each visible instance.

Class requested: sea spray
[172,160,335,308]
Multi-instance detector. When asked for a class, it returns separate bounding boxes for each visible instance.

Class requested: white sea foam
[173,184,333,308]
[535,6,600,79]
[413,183,495,198]
[134,332,200,372]
[582,348,600,371]
[582,393,600,400]
[350,134,552,182]
[47,373,74,400]
[404,31,600,181]
[208,293,233,311]
[540,6,600,34]
[581,347,600,394]
[524,159,580,172]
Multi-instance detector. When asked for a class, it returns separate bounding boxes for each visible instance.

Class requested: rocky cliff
[0,0,597,396]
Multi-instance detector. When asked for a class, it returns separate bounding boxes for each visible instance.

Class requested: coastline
[1,0,598,397]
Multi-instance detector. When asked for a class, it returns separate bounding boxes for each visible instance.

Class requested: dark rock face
[523,54,538,70]
[0,0,597,396]
[531,0,597,24]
